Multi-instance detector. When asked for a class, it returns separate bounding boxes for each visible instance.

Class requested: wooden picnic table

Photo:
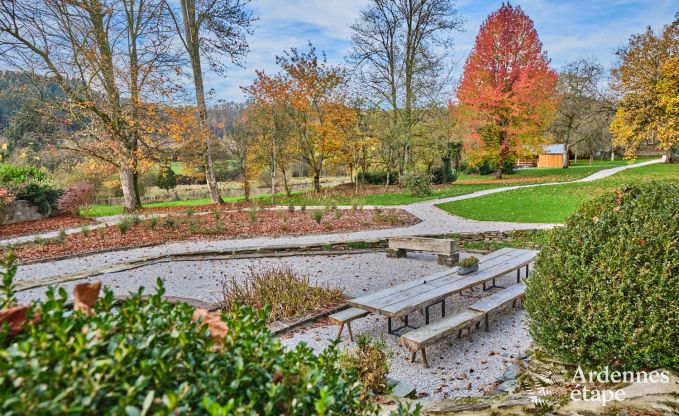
[347,247,537,334]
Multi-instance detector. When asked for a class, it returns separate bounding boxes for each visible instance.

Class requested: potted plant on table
[458,256,479,275]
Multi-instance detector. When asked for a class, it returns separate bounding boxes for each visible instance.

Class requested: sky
[207,0,677,103]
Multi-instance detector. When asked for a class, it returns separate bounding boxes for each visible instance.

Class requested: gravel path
[15,251,530,400]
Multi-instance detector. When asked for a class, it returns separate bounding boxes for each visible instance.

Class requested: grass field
[80,157,657,217]
[436,162,678,224]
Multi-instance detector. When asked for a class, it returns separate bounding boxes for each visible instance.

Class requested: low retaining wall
[1,200,48,225]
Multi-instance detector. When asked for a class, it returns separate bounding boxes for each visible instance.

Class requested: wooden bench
[469,283,526,332]
[328,307,369,342]
[399,309,482,368]
[386,236,459,266]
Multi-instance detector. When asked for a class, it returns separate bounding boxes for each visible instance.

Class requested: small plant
[311,210,323,225]
[55,228,67,245]
[97,227,106,239]
[162,217,178,230]
[148,215,159,230]
[0,251,18,308]
[350,201,358,215]
[81,225,90,238]
[32,234,45,245]
[403,170,432,197]
[118,218,132,234]
[459,256,479,267]
[346,241,368,250]
[288,205,295,212]
[184,209,194,217]
[300,204,307,212]
[188,222,198,233]
[213,210,222,223]
[335,209,342,220]
[129,215,141,226]
[220,265,343,323]
[341,335,391,395]
[248,207,257,223]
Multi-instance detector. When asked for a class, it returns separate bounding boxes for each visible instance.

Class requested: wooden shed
[537,144,567,168]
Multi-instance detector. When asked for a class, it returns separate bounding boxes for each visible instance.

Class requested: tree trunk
[133,171,142,206]
[119,162,137,212]
[313,173,321,193]
[281,168,292,196]
[664,148,673,163]
[182,0,222,205]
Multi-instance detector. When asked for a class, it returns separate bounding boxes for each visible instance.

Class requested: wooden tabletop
[348,248,537,318]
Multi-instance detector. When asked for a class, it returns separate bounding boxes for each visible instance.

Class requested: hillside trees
[457,3,558,178]
[349,0,463,181]
[610,16,678,162]
[165,0,256,203]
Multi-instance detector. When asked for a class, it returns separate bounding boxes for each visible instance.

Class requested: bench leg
[337,323,344,339]
[517,269,520,283]
[485,315,490,332]
[441,299,446,318]
[421,348,429,368]
[525,264,529,277]
[475,320,481,329]
[387,248,407,258]
[347,322,354,343]
[512,299,517,308]
[409,351,416,363]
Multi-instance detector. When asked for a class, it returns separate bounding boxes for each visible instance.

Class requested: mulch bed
[7,208,418,262]
[0,215,95,239]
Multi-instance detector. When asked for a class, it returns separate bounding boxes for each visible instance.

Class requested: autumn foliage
[457,3,558,177]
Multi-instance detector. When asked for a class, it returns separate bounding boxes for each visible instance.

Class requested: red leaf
[73,281,102,316]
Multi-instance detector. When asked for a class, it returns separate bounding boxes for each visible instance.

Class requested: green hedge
[0,279,415,415]
[525,181,679,371]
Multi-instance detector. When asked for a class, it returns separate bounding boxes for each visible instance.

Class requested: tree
[156,163,177,194]
[551,59,606,167]
[349,0,463,179]
[457,3,558,178]
[166,0,256,203]
[610,16,678,162]
[276,44,353,193]
[0,1,139,211]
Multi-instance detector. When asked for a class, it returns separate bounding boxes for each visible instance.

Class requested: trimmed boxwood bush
[525,181,678,371]
[0,279,414,415]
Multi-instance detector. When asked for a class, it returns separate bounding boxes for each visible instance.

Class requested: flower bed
[0,214,95,239]
[8,208,418,262]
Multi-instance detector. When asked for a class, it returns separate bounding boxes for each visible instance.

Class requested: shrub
[525,181,679,371]
[57,183,96,215]
[80,225,90,237]
[156,163,177,193]
[341,335,391,395]
[248,207,257,223]
[0,164,48,185]
[16,183,61,215]
[0,276,390,414]
[220,265,343,323]
[431,166,458,184]
[55,228,67,245]
[402,170,431,197]
[359,171,391,185]
[162,217,178,230]
[311,210,323,224]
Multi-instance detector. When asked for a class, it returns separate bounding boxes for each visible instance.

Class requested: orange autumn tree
[242,70,297,203]
[457,3,558,178]
[276,44,354,193]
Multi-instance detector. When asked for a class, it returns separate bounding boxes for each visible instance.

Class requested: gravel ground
[15,251,531,400]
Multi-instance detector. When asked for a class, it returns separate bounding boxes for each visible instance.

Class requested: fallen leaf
[0,305,41,336]
[193,308,229,342]
[73,281,102,316]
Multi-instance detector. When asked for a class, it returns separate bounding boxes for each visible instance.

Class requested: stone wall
[1,200,47,225]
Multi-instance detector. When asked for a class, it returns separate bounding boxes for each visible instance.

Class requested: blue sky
[206,0,677,103]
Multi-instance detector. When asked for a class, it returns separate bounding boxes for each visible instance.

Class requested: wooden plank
[388,237,457,254]
[400,309,482,351]
[328,307,369,324]
[378,251,536,316]
[350,248,527,307]
[469,283,526,314]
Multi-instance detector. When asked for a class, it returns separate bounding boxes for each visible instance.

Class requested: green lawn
[81,157,658,218]
[436,162,678,224]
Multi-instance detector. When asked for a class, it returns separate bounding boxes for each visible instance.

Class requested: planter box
[458,264,478,275]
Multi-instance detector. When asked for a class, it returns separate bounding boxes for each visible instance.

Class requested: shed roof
[543,144,566,154]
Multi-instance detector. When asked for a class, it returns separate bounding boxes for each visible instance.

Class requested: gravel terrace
[15,251,531,400]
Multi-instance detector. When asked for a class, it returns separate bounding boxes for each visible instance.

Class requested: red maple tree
[457,3,558,178]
